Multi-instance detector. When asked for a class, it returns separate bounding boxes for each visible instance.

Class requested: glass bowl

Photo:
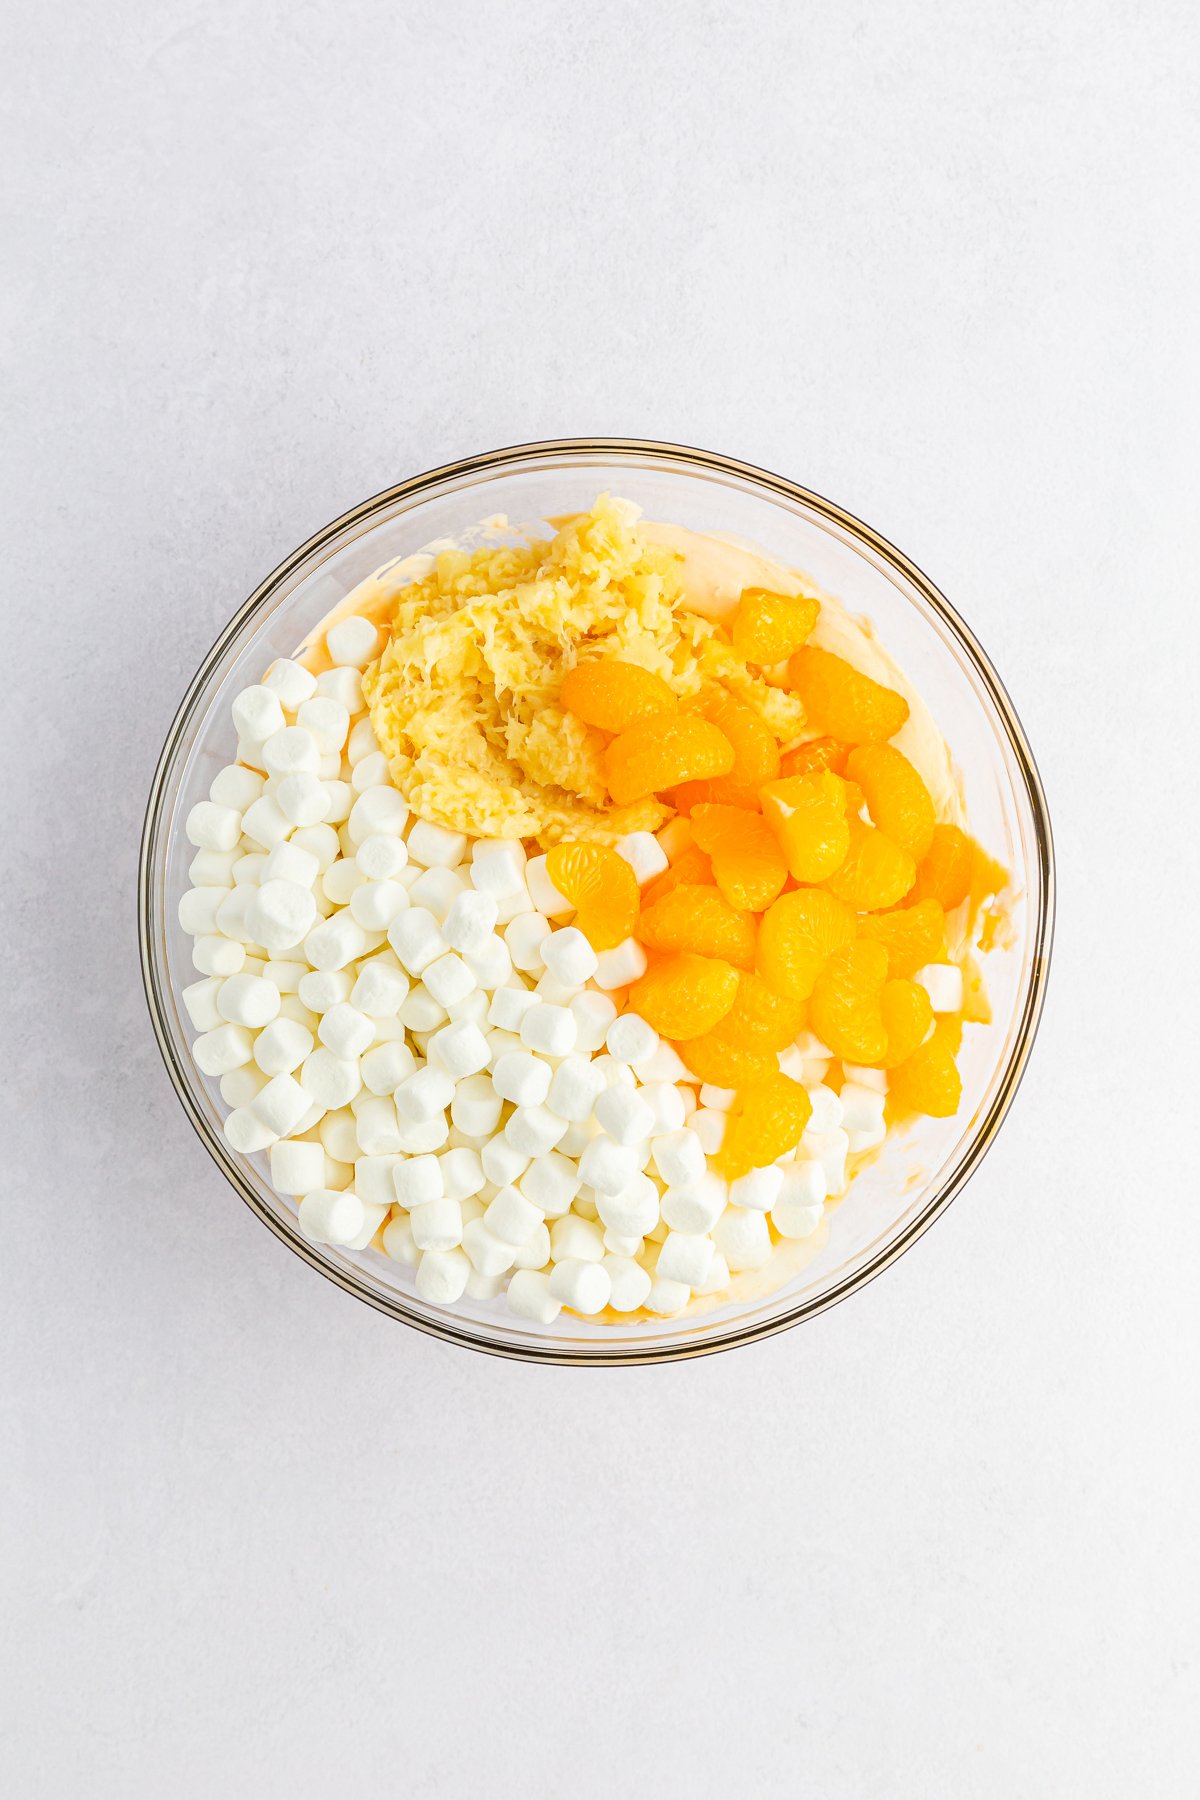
[139,439,1054,1364]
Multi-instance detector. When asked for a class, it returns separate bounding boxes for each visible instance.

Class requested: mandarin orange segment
[878,978,934,1069]
[846,744,936,859]
[857,898,948,977]
[605,714,734,806]
[787,645,910,744]
[779,736,852,779]
[910,824,975,909]
[545,841,640,951]
[718,1074,813,1179]
[809,940,889,1064]
[759,772,851,883]
[636,885,757,970]
[675,690,781,811]
[890,1020,962,1117]
[674,1032,778,1090]
[730,588,820,666]
[641,841,714,906]
[712,970,809,1052]
[627,953,740,1039]
[824,817,916,911]
[690,803,787,913]
[559,659,677,733]
[756,888,857,1000]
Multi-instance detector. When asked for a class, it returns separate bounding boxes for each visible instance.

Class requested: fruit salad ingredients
[605,713,735,806]
[787,645,910,743]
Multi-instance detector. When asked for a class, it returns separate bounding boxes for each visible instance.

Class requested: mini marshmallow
[533,972,580,1006]
[209,764,266,812]
[297,1188,365,1246]
[185,800,242,853]
[347,786,409,843]
[518,1151,580,1218]
[652,1128,707,1189]
[488,985,537,1032]
[505,1269,562,1323]
[465,934,512,990]
[355,833,409,881]
[646,1278,691,1315]
[351,959,409,1018]
[714,1206,772,1271]
[422,952,475,1007]
[570,991,618,1052]
[429,1020,490,1080]
[214,886,258,943]
[592,937,648,990]
[298,969,353,1013]
[482,1134,532,1187]
[689,1111,727,1158]
[548,1258,611,1315]
[273,771,330,828]
[492,1050,552,1107]
[318,1003,375,1061]
[326,614,381,668]
[604,1230,643,1258]
[350,750,390,793]
[182,976,224,1033]
[262,657,317,709]
[438,890,496,957]
[315,665,363,712]
[916,962,964,1013]
[349,878,409,931]
[291,823,341,872]
[193,1022,254,1076]
[381,1213,418,1265]
[656,1230,715,1288]
[550,1215,606,1264]
[231,852,266,888]
[493,884,534,923]
[511,1224,551,1271]
[319,779,353,825]
[396,1112,450,1153]
[470,840,528,899]
[189,848,239,887]
[447,988,489,1026]
[437,1146,486,1201]
[523,853,572,916]
[344,1200,388,1250]
[240,794,293,850]
[254,1017,314,1076]
[407,819,467,870]
[217,974,281,1029]
[232,685,287,745]
[484,1185,544,1246]
[615,831,669,885]
[394,1066,455,1124]
[842,1061,889,1092]
[262,726,320,778]
[605,1012,659,1066]
[178,886,229,936]
[401,989,447,1031]
[504,1105,566,1158]
[360,1039,417,1095]
[261,841,320,889]
[641,1083,687,1135]
[345,716,379,765]
[805,1083,844,1134]
[320,1110,360,1163]
[301,1048,362,1110]
[451,1075,503,1137]
[541,926,598,987]
[391,1153,445,1210]
[594,1085,655,1147]
[387,907,445,975]
[661,1171,727,1234]
[596,1173,660,1239]
[604,1255,653,1313]
[520,1003,576,1057]
[546,1054,605,1123]
[250,1072,310,1137]
[699,1084,735,1112]
[192,935,246,977]
[838,1082,886,1135]
[304,912,368,972]
[462,1218,517,1277]
[351,1155,398,1207]
[297,695,350,755]
[802,1126,850,1194]
[269,1138,326,1195]
[348,1096,401,1156]
[504,912,551,972]
[415,1246,471,1304]
[223,1106,277,1154]
[729,1164,784,1212]
[246,879,318,952]
[578,1136,641,1197]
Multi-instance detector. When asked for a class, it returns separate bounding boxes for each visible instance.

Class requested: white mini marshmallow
[578,1136,641,1197]
[615,831,669,885]
[729,1164,784,1212]
[838,1082,886,1135]
[511,1223,551,1270]
[262,657,317,709]
[185,800,242,853]
[428,1019,490,1080]
[690,1109,727,1154]
[193,1022,254,1076]
[189,848,239,887]
[699,1084,736,1112]
[350,750,390,793]
[395,1113,450,1153]
[550,1215,606,1265]
[442,889,499,956]
[488,985,536,1032]
[261,840,320,890]
[451,1075,503,1137]
[569,991,617,1052]
[916,962,964,1013]
[548,1259,611,1315]
[391,1150,442,1210]
[216,973,281,1029]
[415,1246,470,1304]
[314,664,364,712]
[802,1126,850,1194]
[394,1066,455,1124]
[349,878,409,931]
[605,1012,659,1065]
[240,794,292,850]
[651,1128,707,1189]
[275,772,331,828]
[318,1003,375,1061]
[661,1170,727,1234]
[465,934,512,990]
[253,1017,313,1076]
[319,779,352,825]
[250,1072,310,1137]
[326,614,380,669]
[355,833,408,881]
[407,819,467,870]
[381,1213,418,1266]
[646,1278,691,1315]
[534,972,580,1006]
[298,1188,365,1246]
[223,1105,277,1154]
[322,859,363,906]
[470,840,528,899]
[422,952,475,1007]
[842,1061,889,1092]
[350,1096,403,1156]
[594,1085,655,1147]
[505,912,551,972]
[504,1105,566,1158]
[297,695,350,754]
[210,764,266,812]
[301,1048,362,1110]
[484,1185,543,1246]
[182,976,224,1033]
[232,685,286,745]
[714,1206,772,1270]
[304,912,368,972]
[596,1173,660,1238]
[447,988,489,1026]
[262,726,320,778]
[592,938,649,990]
[319,1109,360,1163]
[192,935,246,977]
[269,1138,326,1196]
[360,1040,417,1095]
[347,786,409,843]
[520,1003,577,1057]
[518,1151,580,1218]
[546,1054,605,1123]
[213,886,258,944]
[641,1083,686,1135]
[178,886,229,936]
[604,1255,653,1313]
[387,907,445,975]
[805,1083,844,1134]
[410,1192,464,1249]
[656,1230,715,1288]
[231,852,266,888]
[541,926,598,987]
[350,959,409,1018]
[505,1268,562,1323]
[492,1050,551,1108]
[345,716,378,765]
[462,1218,517,1277]
[246,879,317,952]
[298,969,352,1013]
[437,1146,485,1201]
[523,853,572,917]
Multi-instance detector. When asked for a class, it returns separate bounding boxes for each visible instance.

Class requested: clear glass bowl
[139,439,1054,1364]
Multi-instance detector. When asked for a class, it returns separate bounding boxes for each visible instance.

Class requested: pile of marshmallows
[179,613,895,1326]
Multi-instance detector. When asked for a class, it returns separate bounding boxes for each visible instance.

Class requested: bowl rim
[139,436,1055,1366]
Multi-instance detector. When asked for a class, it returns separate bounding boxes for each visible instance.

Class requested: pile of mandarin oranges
[547,589,984,1181]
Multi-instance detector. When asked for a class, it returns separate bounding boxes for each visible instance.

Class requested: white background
[4,2,1198,1794]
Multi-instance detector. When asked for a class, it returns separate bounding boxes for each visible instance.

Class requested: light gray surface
[3,2,1198,1794]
